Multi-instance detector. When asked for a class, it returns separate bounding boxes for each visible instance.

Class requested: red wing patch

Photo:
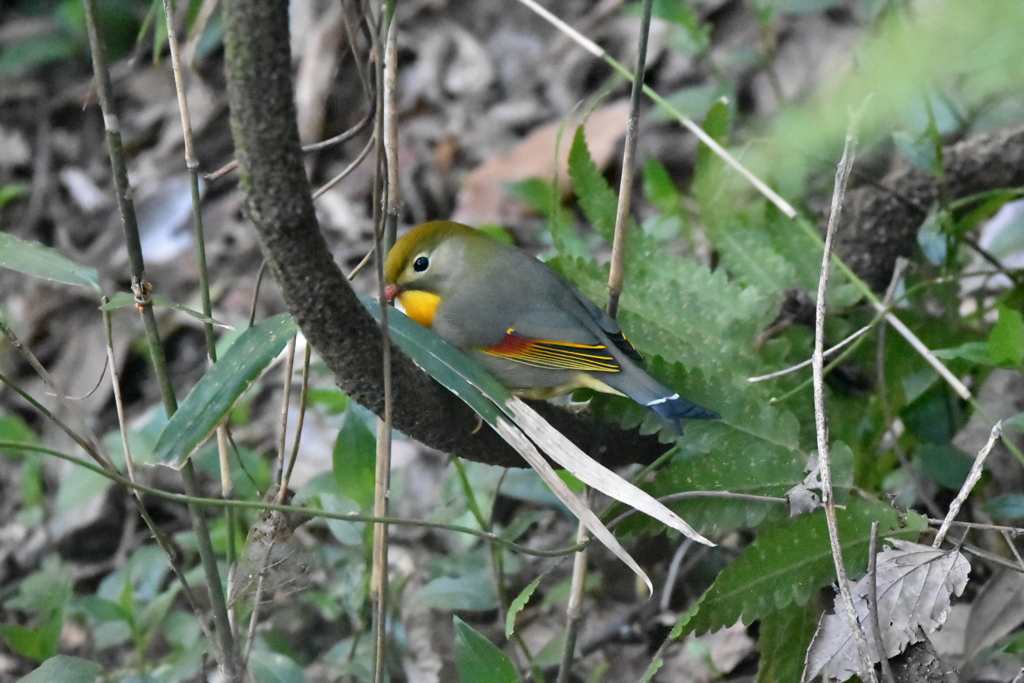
[482,329,621,373]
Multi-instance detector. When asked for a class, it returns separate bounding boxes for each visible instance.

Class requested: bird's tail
[606,365,719,435]
[647,393,719,434]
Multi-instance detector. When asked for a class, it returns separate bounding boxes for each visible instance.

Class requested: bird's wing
[477,305,623,373]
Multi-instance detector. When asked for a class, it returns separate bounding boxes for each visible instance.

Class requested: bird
[384,220,719,434]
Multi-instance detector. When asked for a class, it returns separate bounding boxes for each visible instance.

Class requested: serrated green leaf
[706,220,798,294]
[0,232,99,291]
[642,158,682,214]
[989,304,1024,367]
[568,125,640,244]
[14,655,102,683]
[151,313,298,467]
[454,616,520,683]
[680,500,926,637]
[506,574,544,638]
[333,408,377,510]
[757,600,821,683]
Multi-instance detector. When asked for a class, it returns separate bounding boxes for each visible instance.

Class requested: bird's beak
[385,284,401,302]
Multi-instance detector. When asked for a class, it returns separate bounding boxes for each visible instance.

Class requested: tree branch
[220,0,669,469]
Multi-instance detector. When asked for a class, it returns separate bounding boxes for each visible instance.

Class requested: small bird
[384,220,719,434]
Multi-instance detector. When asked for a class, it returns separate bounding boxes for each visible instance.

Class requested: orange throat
[397,290,442,328]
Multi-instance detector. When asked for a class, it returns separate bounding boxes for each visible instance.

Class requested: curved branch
[220,0,669,468]
[837,122,1024,291]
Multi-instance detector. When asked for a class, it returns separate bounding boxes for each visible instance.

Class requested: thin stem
[605,0,653,318]
[933,422,1003,547]
[811,118,876,683]
[372,8,398,683]
[557,490,590,683]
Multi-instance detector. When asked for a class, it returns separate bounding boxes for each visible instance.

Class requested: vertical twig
[562,3,654,679]
[371,4,398,682]
[82,0,239,677]
[606,0,653,318]
[811,114,877,683]
[558,490,591,683]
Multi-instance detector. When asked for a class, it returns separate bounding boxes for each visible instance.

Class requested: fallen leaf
[452,99,630,225]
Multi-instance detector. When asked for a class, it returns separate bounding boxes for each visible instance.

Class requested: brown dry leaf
[802,540,969,682]
[452,99,630,225]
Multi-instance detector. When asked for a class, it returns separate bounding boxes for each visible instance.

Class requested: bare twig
[514,0,797,219]
[811,116,877,683]
[605,0,652,318]
[558,490,591,683]
[205,113,373,182]
[933,422,1003,547]
[748,324,871,383]
[372,6,398,682]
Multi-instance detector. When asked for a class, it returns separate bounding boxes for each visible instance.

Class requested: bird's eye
[413,256,429,272]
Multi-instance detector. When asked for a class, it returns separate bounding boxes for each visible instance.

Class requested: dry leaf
[452,100,630,225]
[803,540,970,682]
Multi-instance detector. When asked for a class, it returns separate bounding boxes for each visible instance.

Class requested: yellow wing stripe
[482,330,622,373]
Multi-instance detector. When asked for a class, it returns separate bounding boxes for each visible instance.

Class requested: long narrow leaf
[151,313,298,468]
[0,232,100,291]
[361,295,710,590]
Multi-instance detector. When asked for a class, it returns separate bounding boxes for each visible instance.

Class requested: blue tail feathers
[647,393,719,435]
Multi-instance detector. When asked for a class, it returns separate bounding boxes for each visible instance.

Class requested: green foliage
[15,655,102,683]
[1,559,71,662]
[681,500,927,637]
[756,600,822,683]
[453,616,520,683]
[506,574,543,638]
[0,232,100,291]
[332,407,378,510]
[151,313,298,467]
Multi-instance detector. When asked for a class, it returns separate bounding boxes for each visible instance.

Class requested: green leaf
[916,205,948,265]
[453,616,520,683]
[100,292,233,328]
[0,232,99,291]
[989,305,1024,367]
[506,574,544,638]
[248,649,305,683]
[893,130,941,175]
[680,499,927,637]
[757,0,845,13]
[931,341,994,365]
[1003,412,1024,434]
[332,408,377,510]
[915,443,973,490]
[0,183,30,209]
[756,600,821,683]
[642,158,682,215]
[416,573,498,612]
[14,655,102,683]
[151,313,298,467]
[0,33,80,76]
[568,125,635,243]
[985,494,1024,521]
